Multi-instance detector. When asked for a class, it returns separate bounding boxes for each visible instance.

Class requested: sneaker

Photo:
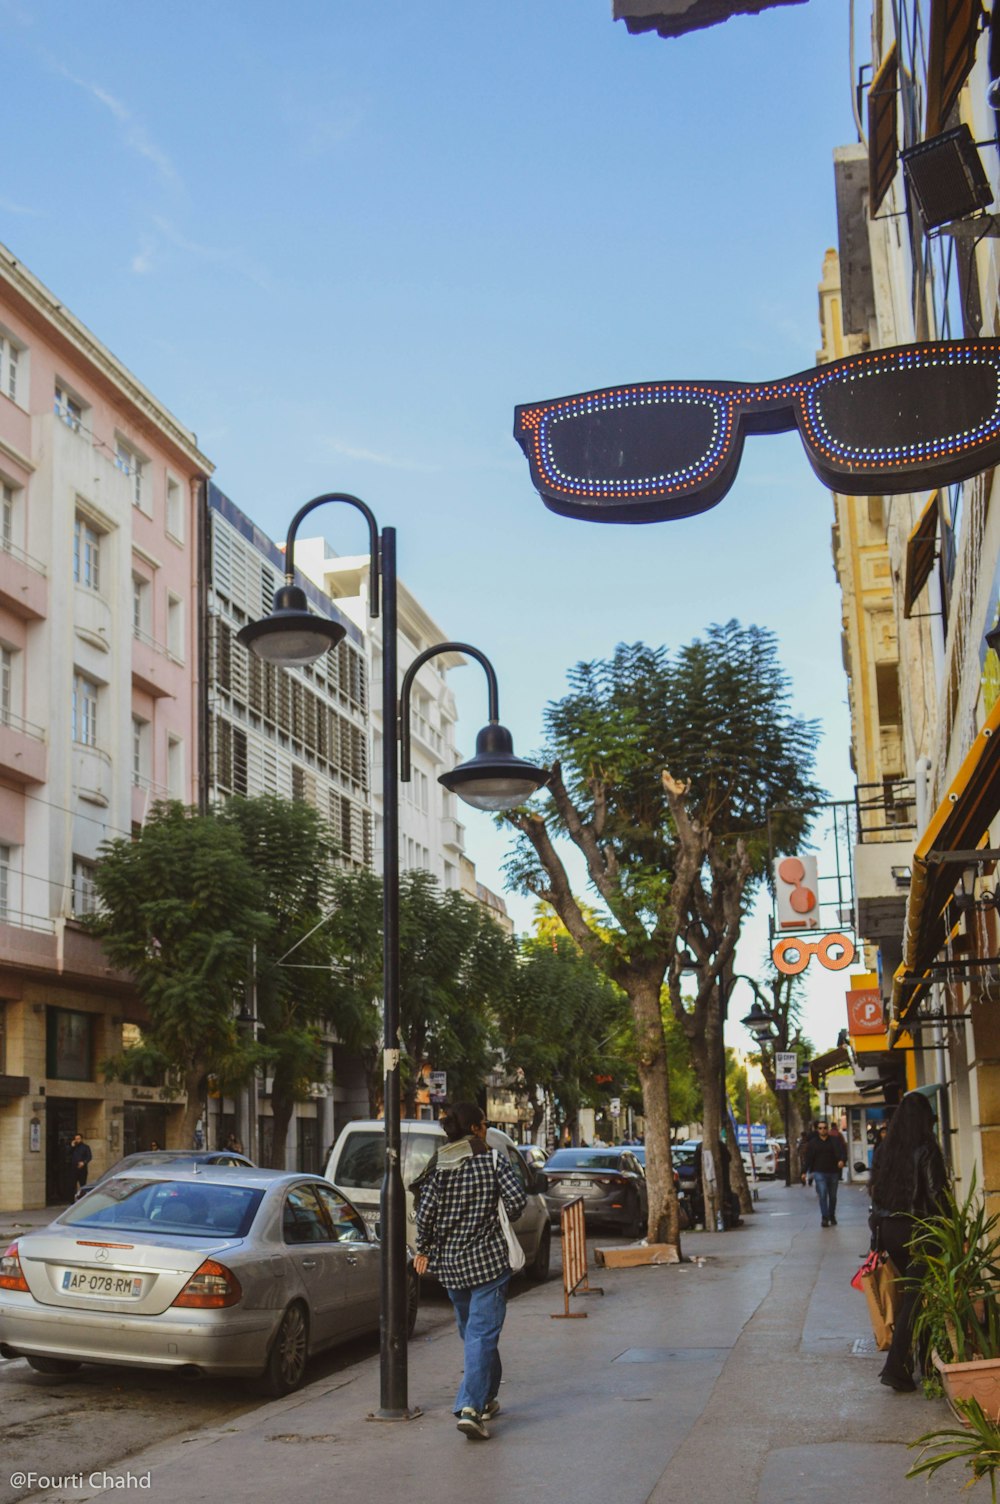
[457,1408,490,1440]
[821,1219,830,1227]
[482,1398,501,1420]
[830,1215,838,1225]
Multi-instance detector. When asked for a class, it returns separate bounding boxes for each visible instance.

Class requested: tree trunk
[178,1065,205,1151]
[691,1024,724,1232]
[729,1136,754,1215]
[630,976,682,1248]
[269,1084,295,1169]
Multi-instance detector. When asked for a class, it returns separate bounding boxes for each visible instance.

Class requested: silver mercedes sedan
[0,1167,417,1395]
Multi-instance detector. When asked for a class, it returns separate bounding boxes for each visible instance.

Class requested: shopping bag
[853,1251,902,1350]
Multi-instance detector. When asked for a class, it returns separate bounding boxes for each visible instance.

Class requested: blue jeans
[813,1172,839,1221]
[446,1272,509,1416]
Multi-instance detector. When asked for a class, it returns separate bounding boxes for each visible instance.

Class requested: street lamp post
[739,996,794,1188]
[237,492,547,1419]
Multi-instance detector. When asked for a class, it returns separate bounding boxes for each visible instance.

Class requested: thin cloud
[53,64,182,191]
[146,215,271,290]
[0,196,39,216]
[323,436,441,474]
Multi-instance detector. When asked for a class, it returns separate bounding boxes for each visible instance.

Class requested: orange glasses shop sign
[774,856,819,930]
[771,932,856,976]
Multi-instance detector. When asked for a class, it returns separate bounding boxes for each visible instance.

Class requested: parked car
[0,1166,415,1395]
[740,1140,778,1180]
[541,1147,647,1236]
[89,1149,255,1191]
[325,1119,552,1282]
[517,1144,549,1172]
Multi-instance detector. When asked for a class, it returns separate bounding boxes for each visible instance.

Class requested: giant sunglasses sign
[513,341,1000,523]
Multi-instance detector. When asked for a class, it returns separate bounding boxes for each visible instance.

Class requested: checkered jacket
[415,1139,527,1289]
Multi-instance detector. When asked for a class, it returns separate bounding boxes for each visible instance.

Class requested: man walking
[69,1133,92,1199]
[801,1120,845,1226]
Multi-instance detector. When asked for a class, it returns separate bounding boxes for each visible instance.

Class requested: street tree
[90,801,271,1149]
[216,796,372,1167]
[503,623,821,1244]
[323,868,513,1114]
[496,931,635,1143]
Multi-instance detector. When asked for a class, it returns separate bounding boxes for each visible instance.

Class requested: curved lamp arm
[398,641,499,781]
[282,491,382,618]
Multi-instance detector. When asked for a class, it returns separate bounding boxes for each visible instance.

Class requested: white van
[324,1119,552,1281]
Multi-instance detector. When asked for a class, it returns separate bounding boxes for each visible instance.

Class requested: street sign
[736,1123,769,1146]
[609,1097,621,1117]
[775,1051,798,1090]
[428,1070,447,1102]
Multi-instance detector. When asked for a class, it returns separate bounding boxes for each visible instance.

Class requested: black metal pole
[377,525,409,1418]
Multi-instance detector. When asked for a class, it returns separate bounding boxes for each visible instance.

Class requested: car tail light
[0,1241,29,1291]
[171,1259,242,1309]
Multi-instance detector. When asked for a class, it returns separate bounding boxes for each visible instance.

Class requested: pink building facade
[0,244,211,1208]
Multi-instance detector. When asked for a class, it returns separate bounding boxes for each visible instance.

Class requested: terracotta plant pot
[933,1349,1000,1422]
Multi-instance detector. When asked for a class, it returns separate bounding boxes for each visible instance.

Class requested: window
[0,844,9,920]
[71,857,98,916]
[0,646,10,725]
[167,734,184,797]
[0,332,23,404]
[72,673,98,746]
[54,383,83,431]
[46,1006,94,1080]
[167,594,183,659]
[115,439,145,509]
[132,717,148,784]
[132,575,150,638]
[73,515,101,591]
[166,474,183,541]
[1,480,13,551]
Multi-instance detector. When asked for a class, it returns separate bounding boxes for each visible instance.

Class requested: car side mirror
[530,1169,548,1194]
[853,1162,868,1175]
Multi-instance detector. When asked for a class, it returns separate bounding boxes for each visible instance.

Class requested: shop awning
[903,491,941,618]
[808,1046,850,1084]
[925,0,983,138]
[868,43,899,214]
[892,697,1000,1027]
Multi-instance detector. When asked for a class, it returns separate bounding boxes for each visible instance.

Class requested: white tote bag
[493,1149,526,1272]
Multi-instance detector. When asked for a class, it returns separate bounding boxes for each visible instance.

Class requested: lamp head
[439,722,548,812]
[236,584,346,667]
[740,1000,777,1042]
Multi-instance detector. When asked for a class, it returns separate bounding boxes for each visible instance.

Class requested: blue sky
[2,0,860,1052]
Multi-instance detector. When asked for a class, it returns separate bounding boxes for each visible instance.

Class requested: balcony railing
[855,778,918,843]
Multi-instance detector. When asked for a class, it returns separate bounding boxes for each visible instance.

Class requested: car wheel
[525,1224,551,1283]
[406,1266,420,1339]
[261,1302,309,1397]
[26,1356,82,1375]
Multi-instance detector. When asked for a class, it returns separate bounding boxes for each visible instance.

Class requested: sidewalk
[7,1182,968,1504]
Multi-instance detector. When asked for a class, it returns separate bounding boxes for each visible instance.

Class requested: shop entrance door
[45,1100,77,1205]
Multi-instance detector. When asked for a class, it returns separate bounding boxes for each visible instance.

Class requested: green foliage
[510,625,823,929]
[911,1176,1000,1364]
[498,933,637,1120]
[90,801,271,1081]
[908,1398,1000,1501]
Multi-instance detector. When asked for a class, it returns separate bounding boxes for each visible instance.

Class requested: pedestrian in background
[414,1102,526,1440]
[870,1091,947,1392]
[801,1121,845,1226]
[69,1133,92,1198]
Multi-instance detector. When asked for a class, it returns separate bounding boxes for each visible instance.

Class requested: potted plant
[908,1397,1000,1500]
[910,1177,1000,1419]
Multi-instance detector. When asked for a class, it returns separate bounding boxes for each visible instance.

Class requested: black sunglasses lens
[520,387,731,500]
[801,347,1000,471]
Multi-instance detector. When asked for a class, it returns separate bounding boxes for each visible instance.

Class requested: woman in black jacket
[870,1091,948,1391]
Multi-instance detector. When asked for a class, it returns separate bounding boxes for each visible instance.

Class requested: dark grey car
[542,1147,648,1236]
